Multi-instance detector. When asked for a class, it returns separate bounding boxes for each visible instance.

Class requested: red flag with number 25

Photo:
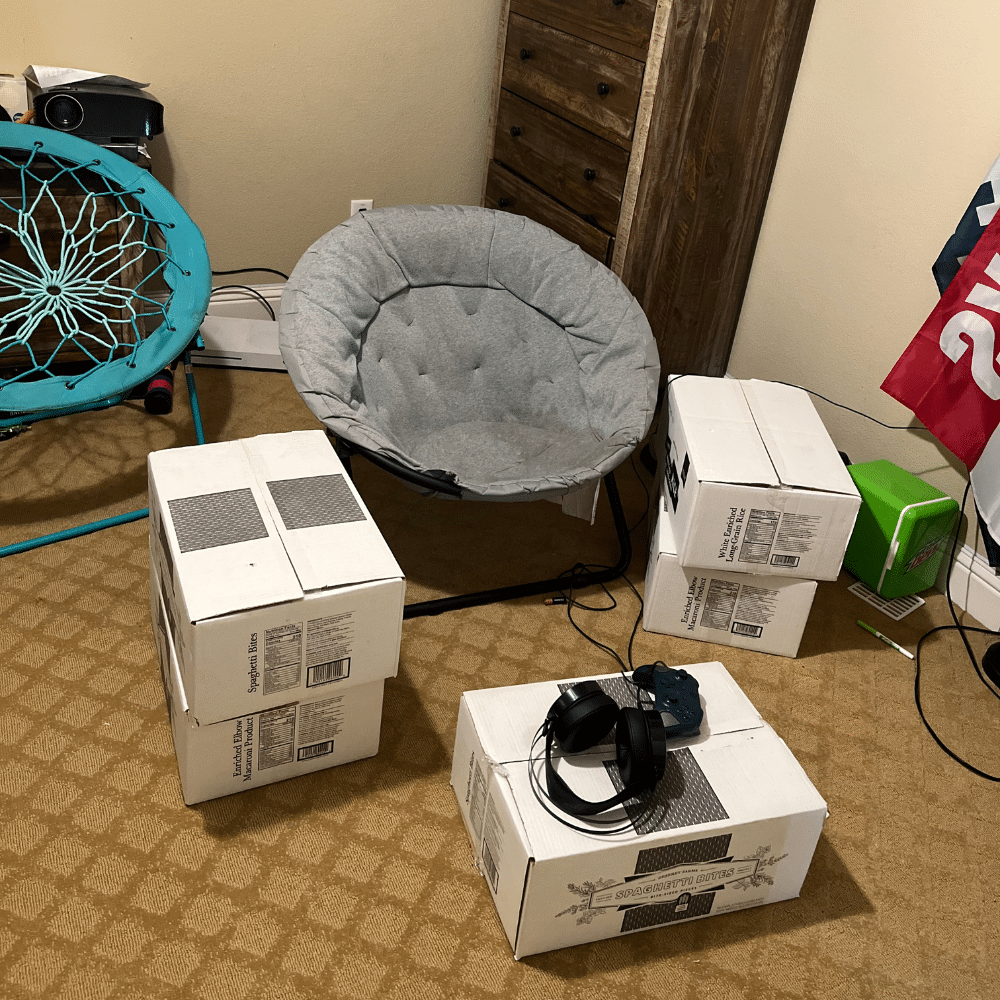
[882,205,1000,468]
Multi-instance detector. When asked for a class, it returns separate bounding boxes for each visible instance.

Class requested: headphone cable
[526,724,663,836]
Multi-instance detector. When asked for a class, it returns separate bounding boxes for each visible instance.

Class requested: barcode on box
[770,553,800,568]
[482,840,500,893]
[297,740,334,761]
[731,621,763,638]
[307,657,350,687]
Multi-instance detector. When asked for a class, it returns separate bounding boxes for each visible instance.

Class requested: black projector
[33,84,164,144]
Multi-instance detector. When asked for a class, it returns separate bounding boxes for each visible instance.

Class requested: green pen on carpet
[857,619,914,659]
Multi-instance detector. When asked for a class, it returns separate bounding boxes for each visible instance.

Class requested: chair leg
[401,470,633,619]
[326,430,353,479]
[0,509,151,558]
[182,349,206,445]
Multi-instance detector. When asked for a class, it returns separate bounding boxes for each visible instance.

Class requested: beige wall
[730,0,1000,550]
[1,0,502,275]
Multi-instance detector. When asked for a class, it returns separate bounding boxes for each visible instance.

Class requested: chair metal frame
[332,434,633,619]
[0,124,211,558]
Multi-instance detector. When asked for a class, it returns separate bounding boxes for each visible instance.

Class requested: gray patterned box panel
[266,474,366,530]
[167,488,269,552]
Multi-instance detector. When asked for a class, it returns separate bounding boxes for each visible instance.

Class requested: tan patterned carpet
[1,367,999,1000]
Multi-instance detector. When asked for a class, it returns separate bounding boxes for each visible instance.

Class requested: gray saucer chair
[278,204,659,618]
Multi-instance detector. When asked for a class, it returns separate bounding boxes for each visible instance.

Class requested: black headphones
[538,668,704,823]
[542,681,668,817]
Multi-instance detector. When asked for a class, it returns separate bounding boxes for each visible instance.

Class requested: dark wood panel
[510,0,656,61]
[620,0,815,377]
[494,90,629,233]
[503,13,644,146]
[485,161,613,263]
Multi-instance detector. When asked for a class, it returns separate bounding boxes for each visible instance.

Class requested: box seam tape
[735,380,782,486]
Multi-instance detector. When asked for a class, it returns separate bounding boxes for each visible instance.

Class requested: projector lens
[45,95,84,132]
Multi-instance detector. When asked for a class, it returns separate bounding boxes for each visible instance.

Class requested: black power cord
[547,446,664,709]
[211,267,289,281]
[913,479,1000,780]
[208,267,289,322]
[749,378,1000,779]
[532,459,677,833]
[209,284,277,321]
[772,380,938,433]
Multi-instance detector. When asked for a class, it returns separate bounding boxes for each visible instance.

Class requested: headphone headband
[542,681,668,819]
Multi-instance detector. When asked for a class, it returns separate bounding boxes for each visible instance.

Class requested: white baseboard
[937,542,1000,630]
[206,282,285,321]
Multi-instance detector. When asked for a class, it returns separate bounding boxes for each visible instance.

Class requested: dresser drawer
[502,12,645,145]
[510,0,656,61]
[494,90,629,233]
[485,161,614,263]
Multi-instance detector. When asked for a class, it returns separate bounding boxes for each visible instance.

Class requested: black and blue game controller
[632,663,703,738]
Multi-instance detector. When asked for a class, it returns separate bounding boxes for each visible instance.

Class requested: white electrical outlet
[351,199,374,215]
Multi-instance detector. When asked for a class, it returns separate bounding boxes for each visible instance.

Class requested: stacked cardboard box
[148,430,406,804]
[643,378,861,657]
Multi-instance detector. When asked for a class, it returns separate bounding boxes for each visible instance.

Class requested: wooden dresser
[482,0,815,377]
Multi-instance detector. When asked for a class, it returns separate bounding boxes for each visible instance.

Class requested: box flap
[654,497,678,557]
[742,380,859,497]
[465,663,764,768]
[156,586,190,718]
[241,430,403,593]
[669,376,778,487]
[148,440,304,623]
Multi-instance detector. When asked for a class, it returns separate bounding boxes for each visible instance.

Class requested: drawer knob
[498,197,512,209]
[596,82,610,97]
[519,48,531,61]
[612,0,625,6]
[584,168,597,182]
[509,125,521,138]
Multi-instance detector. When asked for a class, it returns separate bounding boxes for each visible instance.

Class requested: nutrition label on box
[306,612,354,687]
[259,705,297,769]
[700,578,779,638]
[257,696,345,769]
[737,509,822,569]
[264,624,302,694]
[739,510,780,564]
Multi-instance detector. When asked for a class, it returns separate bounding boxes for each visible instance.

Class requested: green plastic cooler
[844,460,959,599]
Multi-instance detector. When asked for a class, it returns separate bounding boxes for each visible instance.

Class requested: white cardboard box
[450,664,827,959]
[148,430,405,726]
[644,494,817,657]
[153,586,384,804]
[662,377,860,580]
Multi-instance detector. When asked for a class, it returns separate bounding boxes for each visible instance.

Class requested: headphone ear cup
[549,683,619,753]
[616,707,667,792]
